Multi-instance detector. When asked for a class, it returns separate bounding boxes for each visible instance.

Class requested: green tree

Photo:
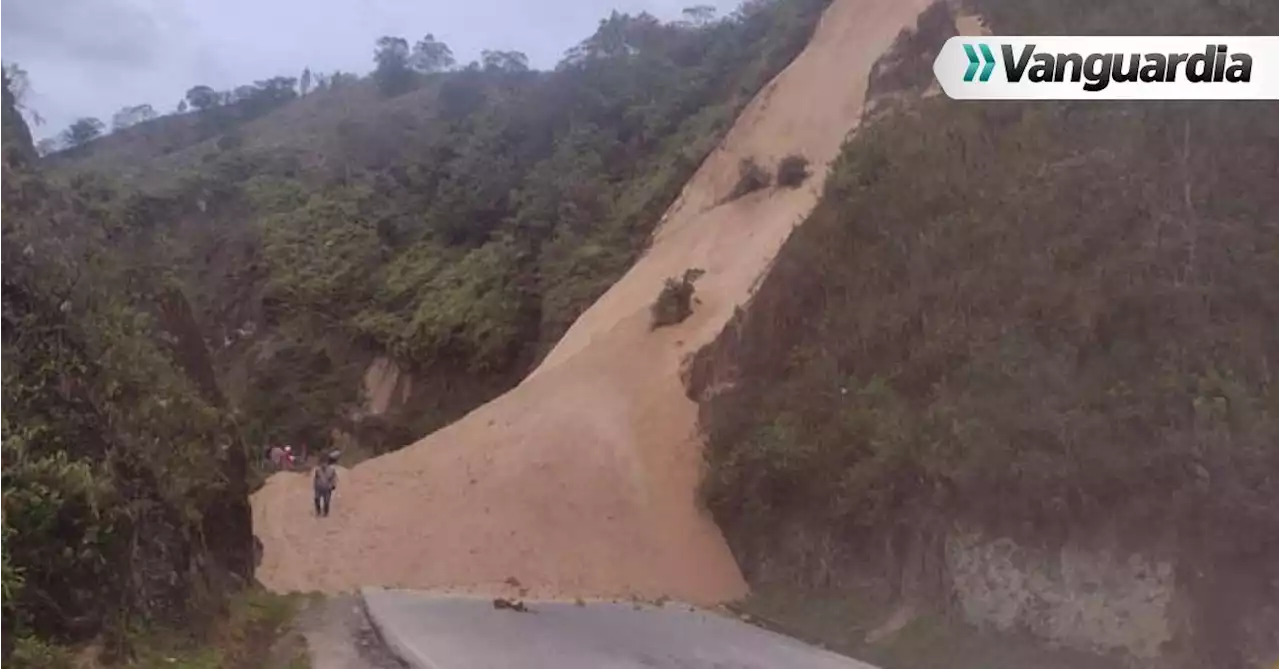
[480,50,530,73]
[330,71,357,88]
[563,11,664,63]
[411,34,456,73]
[34,138,58,157]
[60,117,104,147]
[110,103,157,131]
[242,76,298,114]
[373,36,414,96]
[185,85,221,111]
[3,64,44,129]
[681,5,717,26]
[2,63,29,102]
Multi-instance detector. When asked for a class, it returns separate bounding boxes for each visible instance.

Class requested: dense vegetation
[697,0,1277,667]
[2,75,255,664]
[32,0,835,452]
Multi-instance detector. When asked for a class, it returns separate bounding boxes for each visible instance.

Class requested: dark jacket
[314,464,338,492]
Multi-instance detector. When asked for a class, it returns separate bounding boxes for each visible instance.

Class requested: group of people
[262,443,341,518]
[265,443,300,471]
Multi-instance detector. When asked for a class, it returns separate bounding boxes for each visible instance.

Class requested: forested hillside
[694,1,1278,667]
[33,0,832,453]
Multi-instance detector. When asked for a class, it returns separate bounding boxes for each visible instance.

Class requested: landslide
[251,0,935,603]
[693,0,1277,665]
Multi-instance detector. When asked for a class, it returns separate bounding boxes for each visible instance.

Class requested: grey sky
[2,0,741,140]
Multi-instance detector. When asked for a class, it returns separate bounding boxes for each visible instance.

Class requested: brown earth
[252,0,934,605]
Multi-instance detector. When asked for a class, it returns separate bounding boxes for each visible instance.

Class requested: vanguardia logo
[934,36,1280,100]
[962,43,996,82]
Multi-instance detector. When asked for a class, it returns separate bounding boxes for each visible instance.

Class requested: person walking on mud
[313,453,338,517]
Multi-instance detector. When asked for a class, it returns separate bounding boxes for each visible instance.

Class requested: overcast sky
[3,0,741,140]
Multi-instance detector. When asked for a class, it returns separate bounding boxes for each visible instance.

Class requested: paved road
[362,588,878,669]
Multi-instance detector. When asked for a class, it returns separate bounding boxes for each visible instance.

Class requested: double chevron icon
[962,43,997,82]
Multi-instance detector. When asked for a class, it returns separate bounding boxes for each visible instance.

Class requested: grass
[124,589,308,669]
[9,588,309,669]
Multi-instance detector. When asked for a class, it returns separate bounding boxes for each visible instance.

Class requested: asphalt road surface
[362,588,879,669]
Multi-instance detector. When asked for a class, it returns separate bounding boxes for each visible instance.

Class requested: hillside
[3,2,842,662]
[2,74,256,662]
[36,1,837,458]
[46,77,439,191]
[7,0,1277,666]
[693,0,1278,667]
[4,0,869,661]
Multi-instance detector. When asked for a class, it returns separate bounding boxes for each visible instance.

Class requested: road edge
[723,600,847,655]
[360,587,431,669]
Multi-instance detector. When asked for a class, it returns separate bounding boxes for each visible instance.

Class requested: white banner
[932,36,1280,100]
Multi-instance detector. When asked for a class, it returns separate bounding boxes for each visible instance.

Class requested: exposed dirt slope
[252,0,933,604]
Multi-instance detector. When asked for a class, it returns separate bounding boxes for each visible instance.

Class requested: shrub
[10,636,74,669]
[651,268,705,329]
[215,132,244,152]
[728,157,771,200]
[776,153,810,187]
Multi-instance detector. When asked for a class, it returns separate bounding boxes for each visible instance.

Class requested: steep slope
[693,0,1277,666]
[531,0,929,377]
[252,0,934,603]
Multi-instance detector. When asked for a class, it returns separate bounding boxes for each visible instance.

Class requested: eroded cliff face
[946,532,1175,659]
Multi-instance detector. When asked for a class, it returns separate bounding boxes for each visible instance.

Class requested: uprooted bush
[728,157,772,200]
[650,268,706,329]
[776,153,810,187]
